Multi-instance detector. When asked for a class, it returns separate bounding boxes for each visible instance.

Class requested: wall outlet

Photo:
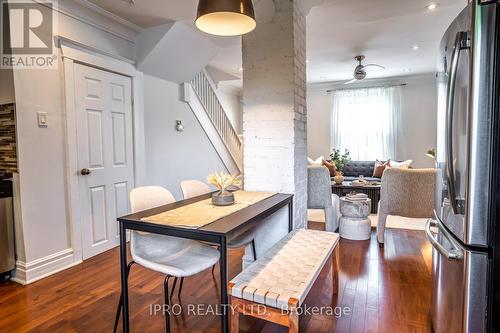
[37,112,48,127]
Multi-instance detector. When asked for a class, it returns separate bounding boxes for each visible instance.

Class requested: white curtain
[331,86,401,160]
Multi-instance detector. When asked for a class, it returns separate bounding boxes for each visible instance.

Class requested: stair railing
[190,71,243,171]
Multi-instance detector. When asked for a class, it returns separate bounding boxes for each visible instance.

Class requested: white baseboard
[11,248,82,285]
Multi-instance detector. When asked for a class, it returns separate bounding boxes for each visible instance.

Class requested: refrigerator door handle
[426,219,463,260]
[445,30,470,214]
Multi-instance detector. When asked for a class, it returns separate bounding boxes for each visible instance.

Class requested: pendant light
[195,0,256,36]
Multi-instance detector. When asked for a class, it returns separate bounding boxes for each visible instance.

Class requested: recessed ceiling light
[426,3,439,11]
[412,45,420,50]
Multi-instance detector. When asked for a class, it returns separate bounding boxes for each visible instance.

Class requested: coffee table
[331,181,381,213]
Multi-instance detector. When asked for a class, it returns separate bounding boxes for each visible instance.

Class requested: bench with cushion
[228,229,340,332]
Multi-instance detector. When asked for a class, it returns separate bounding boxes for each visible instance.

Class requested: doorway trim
[59,37,145,262]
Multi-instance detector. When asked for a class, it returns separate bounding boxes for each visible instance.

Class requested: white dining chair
[180,180,258,267]
[113,186,220,333]
[180,179,212,199]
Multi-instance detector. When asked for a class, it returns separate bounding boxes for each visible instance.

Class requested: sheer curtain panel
[331,86,401,160]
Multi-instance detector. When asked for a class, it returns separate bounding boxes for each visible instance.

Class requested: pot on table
[212,190,235,206]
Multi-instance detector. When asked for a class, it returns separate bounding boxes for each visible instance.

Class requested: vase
[212,190,235,206]
[334,173,344,185]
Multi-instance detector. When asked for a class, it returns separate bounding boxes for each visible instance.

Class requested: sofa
[341,160,382,182]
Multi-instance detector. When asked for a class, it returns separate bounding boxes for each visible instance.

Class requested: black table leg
[119,223,130,333]
[219,236,228,333]
[288,198,294,231]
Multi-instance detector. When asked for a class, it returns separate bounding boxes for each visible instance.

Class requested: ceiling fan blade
[363,64,386,70]
[343,78,358,85]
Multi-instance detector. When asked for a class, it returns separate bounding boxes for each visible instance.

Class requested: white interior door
[74,63,134,260]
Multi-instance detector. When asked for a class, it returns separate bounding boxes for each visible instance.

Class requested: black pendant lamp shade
[195,0,256,36]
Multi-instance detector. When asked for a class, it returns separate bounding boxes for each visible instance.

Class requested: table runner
[141,191,276,229]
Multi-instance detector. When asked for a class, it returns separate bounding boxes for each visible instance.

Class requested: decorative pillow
[322,159,337,177]
[388,159,413,169]
[307,156,324,166]
[372,160,389,178]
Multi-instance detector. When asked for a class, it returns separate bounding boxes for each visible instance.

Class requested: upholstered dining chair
[113,186,220,333]
[377,168,437,244]
[307,165,341,232]
[180,179,212,199]
[181,179,258,264]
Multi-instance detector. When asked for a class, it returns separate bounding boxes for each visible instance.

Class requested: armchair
[377,168,437,244]
[307,165,341,232]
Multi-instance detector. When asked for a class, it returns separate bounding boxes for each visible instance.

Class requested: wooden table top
[118,192,293,238]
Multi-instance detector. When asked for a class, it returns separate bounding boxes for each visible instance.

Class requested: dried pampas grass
[207,172,242,192]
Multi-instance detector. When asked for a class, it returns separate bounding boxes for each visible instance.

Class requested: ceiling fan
[344,55,385,84]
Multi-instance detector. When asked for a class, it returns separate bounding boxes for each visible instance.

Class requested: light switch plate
[37,112,48,127]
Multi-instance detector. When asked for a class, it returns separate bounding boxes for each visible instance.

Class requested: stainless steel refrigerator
[427,0,500,332]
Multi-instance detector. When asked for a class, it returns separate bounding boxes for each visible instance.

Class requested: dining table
[117,191,294,333]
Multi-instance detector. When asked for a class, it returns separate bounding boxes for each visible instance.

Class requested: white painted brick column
[242,0,308,229]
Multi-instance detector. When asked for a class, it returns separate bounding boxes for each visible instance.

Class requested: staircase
[182,70,243,174]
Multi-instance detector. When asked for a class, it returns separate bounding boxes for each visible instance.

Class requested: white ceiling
[87,0,196,27]
[87,0,467,84]
[307,0,466,83]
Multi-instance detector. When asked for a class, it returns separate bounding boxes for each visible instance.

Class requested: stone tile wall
[0,103,17,173]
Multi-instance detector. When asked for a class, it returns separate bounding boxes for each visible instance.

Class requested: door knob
[80,168,91,176]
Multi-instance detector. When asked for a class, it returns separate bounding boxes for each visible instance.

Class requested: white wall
[307,74,437,168]
[216,83,243,134]
[14,66,71,263]
[0,69,15,104]
[306,88,331,159]
[143,75,228,200]
[136,22,218,84]
[396,76,437,168]
[57,0,138,60]
[10,0,138,282]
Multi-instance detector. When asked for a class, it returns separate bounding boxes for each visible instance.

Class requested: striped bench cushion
[229,229,340,310]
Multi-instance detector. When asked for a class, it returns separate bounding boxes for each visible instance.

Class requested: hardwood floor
[0,224,432,333]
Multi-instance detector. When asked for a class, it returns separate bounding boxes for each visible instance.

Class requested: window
[331,86,401,160]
